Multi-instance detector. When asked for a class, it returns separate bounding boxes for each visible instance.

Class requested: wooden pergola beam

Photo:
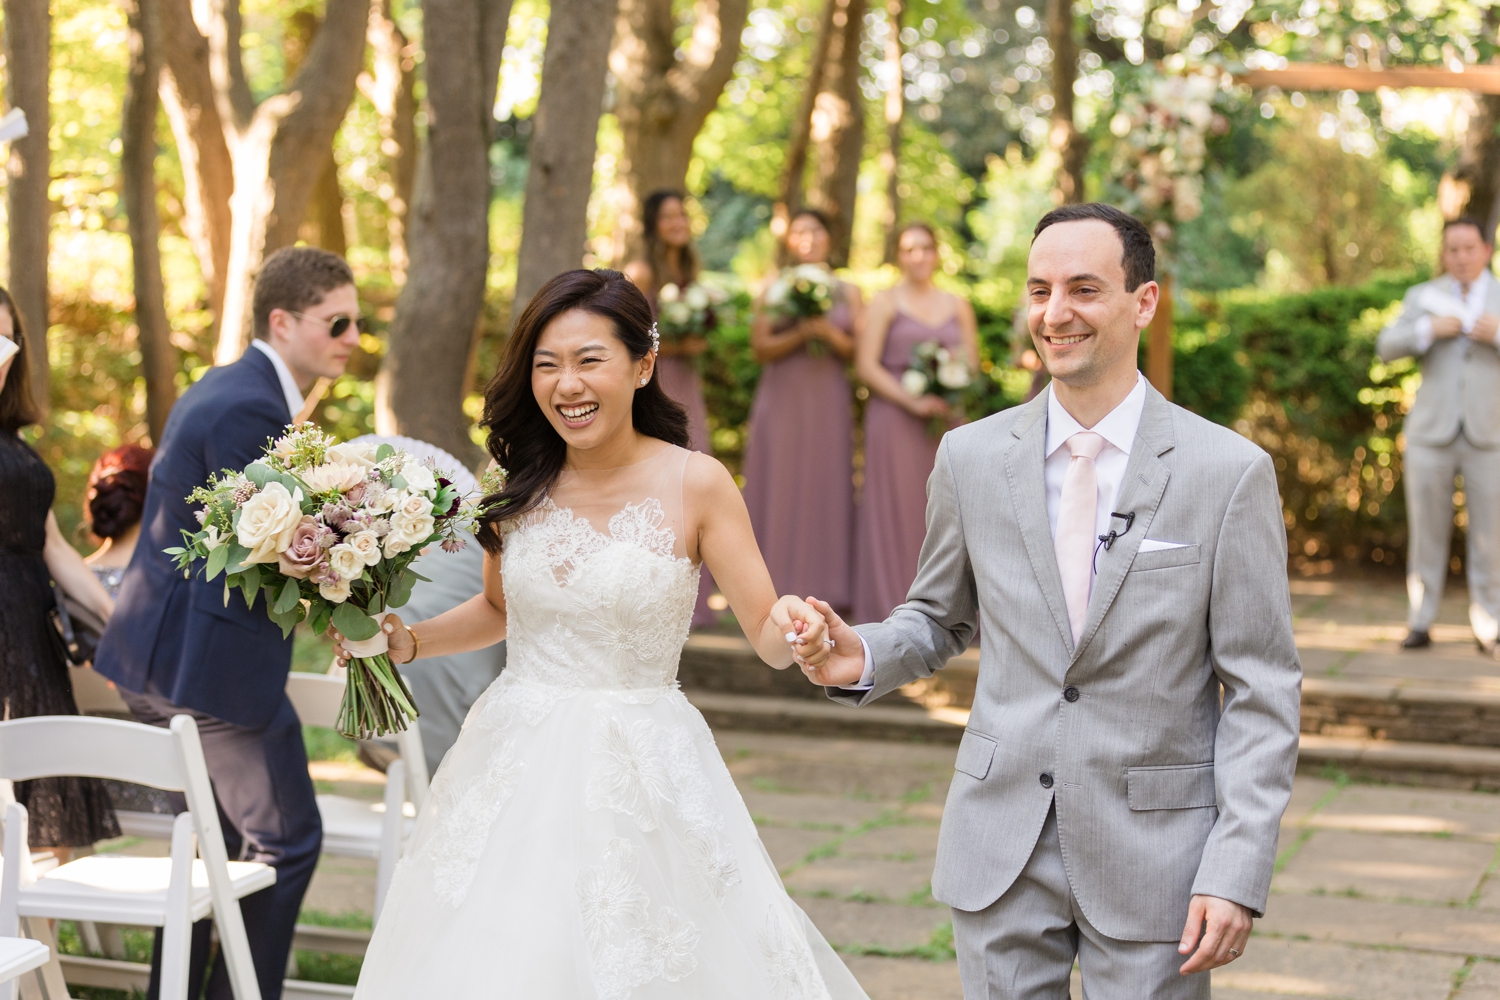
[1238,63,1500,95]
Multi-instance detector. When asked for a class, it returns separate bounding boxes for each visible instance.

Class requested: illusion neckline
[536,495,696,570]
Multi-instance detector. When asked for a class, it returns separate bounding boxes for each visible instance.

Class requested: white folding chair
[0,715,275,1000]
[0,936,48,1000]
[284,673,428,922]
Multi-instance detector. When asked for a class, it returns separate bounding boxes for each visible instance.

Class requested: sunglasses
[290,310,364,338]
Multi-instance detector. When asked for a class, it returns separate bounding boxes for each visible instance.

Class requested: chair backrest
[0,716,185,790]
[285,672,345,730]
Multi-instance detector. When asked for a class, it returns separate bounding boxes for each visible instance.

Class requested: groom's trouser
[1404,436,1500,642]
[121,687,322,1000]
[950,805,1209,999]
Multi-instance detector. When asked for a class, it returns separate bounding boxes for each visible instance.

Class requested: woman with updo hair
[84,444,154,597]
[331,269,867,999]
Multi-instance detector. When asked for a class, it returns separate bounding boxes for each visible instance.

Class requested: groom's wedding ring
[1227,948,1240,958]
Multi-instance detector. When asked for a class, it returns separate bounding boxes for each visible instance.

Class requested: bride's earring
[639,375,649,386]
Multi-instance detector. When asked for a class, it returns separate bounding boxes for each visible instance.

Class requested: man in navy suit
[97,247,362,1000]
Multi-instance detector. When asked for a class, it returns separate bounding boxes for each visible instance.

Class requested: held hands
[769,596,831,669]
[329,613,415,669]
[794,599,866,687]
[1177,895,1252,975]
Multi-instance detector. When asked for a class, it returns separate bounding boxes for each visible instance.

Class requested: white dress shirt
[1415,270,1493,352]
[250,338,306,421]
[843,373,1149,689]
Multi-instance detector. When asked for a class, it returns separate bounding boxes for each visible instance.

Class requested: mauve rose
[344,482,367,506]
[278,516,326,579]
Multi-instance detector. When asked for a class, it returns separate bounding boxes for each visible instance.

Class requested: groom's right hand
[799,598,866,687]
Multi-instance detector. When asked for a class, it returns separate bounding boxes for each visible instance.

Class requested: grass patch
[293,910,372,986]
[838,921,955,962]
[304,725,359,763]
[292,626,337,674]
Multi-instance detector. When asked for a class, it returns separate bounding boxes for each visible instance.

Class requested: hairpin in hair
[649,322,661,355]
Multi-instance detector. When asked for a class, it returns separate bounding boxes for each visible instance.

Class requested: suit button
[1063,686,1080,703]
[1039,773,1054,789]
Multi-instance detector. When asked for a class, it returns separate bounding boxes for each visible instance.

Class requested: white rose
[327,542,366,582]
[301,462,367,495]
[400,461,437,494]
[901,370,930,397]
[398,492,433,519]
[327,440,380,470]
[684,285,709,310]
[383,534,412,558]
[318,576,352,603]
[346,529,383,567]
[236,482,305,563]
[658,283,681,303]
[937,360,971,390]
[392,510,436,547]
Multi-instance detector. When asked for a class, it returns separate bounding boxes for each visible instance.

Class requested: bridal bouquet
[765,264,837,356]
[166,424,483,739]
[901,340,975,437]
[657,281,733,342]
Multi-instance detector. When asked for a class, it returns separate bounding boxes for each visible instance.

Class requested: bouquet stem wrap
[337,609,420,740]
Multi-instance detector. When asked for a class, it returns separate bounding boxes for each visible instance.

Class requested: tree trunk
[513,0,621,311]
[3,0,50,415]
[359,0,417,282]
[211,0,370,363]
[301,154,350,253]
[611,0,748,257]
[376,0,510,468]
[1448,92,1500,239]
[880,0,904,264]
[159,0,234,338]
[773,0,836,247]
[805,0,866,268]
[122,0,178,444]
[1047,0,1086,204]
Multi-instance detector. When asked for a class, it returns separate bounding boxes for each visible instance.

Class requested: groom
[806,203,1301,996]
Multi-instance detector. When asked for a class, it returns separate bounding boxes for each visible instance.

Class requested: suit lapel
[1070,387,1176,664]
[1004,392,1075,653]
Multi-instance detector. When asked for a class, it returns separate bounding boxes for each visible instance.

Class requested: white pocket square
[1138,539,1190,552]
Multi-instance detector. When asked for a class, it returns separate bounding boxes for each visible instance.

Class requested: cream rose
[327,440,380,470]
[400,462,438,494]
[318,575,352,603]
[237,482,305,563]
[301,462,367,495]
[346,529,383,567]
[397,492,433,519]
[382,534,412,558]
[326,542,366,582]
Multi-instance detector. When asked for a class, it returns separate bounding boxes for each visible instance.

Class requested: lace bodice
[497,447,700,717]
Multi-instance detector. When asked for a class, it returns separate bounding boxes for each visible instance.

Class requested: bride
[336,269,869,999]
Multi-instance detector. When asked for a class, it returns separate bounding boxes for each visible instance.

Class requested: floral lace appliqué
[760,905,831,1000]
[577,839,701,999]
[588,716,676,830]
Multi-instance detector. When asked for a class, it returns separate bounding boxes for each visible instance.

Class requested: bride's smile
[531,307,655,459]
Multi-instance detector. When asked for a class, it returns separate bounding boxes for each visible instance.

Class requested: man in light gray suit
[1375,216,1500,654]
[802,204,1302,996]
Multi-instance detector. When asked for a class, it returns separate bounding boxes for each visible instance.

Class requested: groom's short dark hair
[252,246,355,341]
[1033,203,1155,291]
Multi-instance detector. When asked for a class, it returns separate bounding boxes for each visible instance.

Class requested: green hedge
[1168,276,1422,572]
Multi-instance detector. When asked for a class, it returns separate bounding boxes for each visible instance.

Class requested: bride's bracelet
[401,625,422,664]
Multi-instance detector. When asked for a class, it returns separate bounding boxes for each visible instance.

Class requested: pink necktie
[1055,431,1105,644]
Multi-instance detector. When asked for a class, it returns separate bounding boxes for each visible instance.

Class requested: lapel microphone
[1092,511,1136,573]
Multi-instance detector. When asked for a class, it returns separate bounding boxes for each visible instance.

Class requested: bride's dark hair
[476,269,689,551]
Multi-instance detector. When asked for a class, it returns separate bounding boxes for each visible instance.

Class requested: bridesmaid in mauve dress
[742,208,862,613]
[625,190,717,624]
[853,223,980,624]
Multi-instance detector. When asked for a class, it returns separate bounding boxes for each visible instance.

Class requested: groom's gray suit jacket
[830,386,1302,942]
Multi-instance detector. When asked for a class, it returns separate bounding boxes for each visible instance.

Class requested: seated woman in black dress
[0,286,119,860]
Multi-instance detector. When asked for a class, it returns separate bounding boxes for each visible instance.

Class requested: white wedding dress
[353,447,868,999]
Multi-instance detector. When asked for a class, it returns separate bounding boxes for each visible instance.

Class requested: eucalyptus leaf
[388,569,416,609]
[332,601,380,641]
[274,577,301,615]
[245,463,274,487]
[389,474,408,491]
[205,542,230,581]
[375,444,395,462]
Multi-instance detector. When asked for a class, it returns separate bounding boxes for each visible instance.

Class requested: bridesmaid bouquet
[657,280,733,342]
[166,424,485,739]
[765,264,837,356]
[901,340,975,437]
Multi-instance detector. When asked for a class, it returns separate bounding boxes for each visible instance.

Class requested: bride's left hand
[771,596,830,669]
